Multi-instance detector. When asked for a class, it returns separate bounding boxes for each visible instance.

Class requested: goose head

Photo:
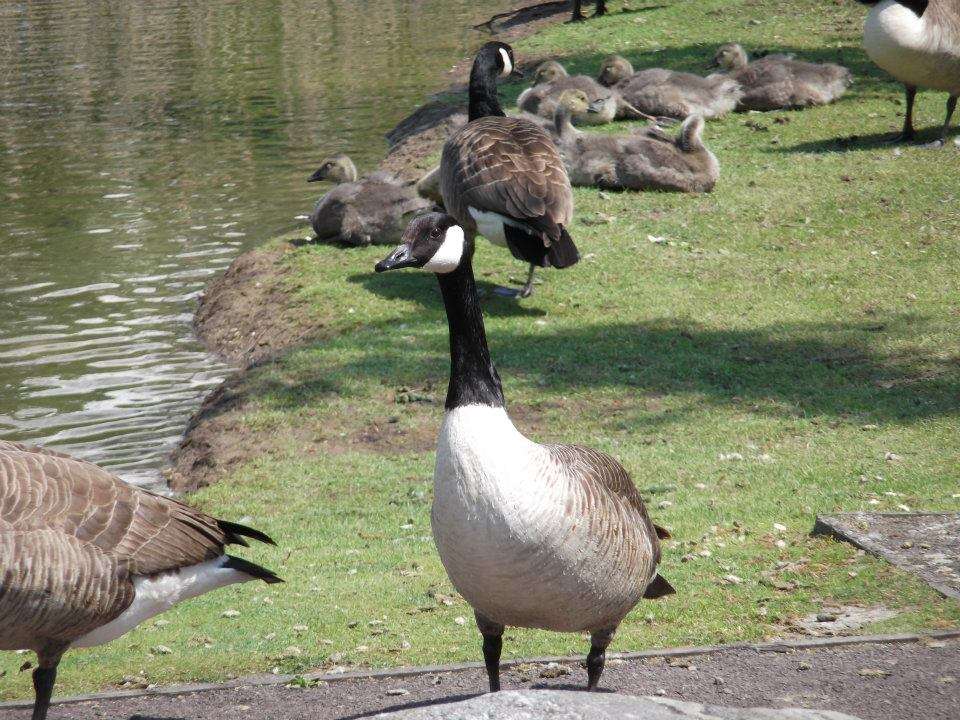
[476,41,523,81]
[308,154,358,184]
[375,213,469,274]
[559,89,592,115]
[712,43,749,71]
[533,60,568,84]
[598,54,633,86]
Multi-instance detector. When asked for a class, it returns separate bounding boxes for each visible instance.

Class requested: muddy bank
[168,2,576,490]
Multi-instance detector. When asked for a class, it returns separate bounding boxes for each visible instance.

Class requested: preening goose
[374,213,674,692]
[0,440,281,720]
[710,43,852,111]
[308,154,430,246]
[518,60,658,125]
[571,0,608,21]
[858,0,960,144]
[597,54,742,120]
[441,42,578,298]
[554,91,720,192]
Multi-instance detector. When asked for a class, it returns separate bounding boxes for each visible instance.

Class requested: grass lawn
[4,0,959,700]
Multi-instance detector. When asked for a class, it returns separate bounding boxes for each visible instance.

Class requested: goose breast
[431,406,659,632]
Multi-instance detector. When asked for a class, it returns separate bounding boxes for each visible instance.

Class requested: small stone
[386,688,410,696]
[722,574,743,585]
[657,500,673,509]
[884,452,902,462]
[221,609,240,618]
[694,483,707,490]
[798,661,811,671]
[454,616,467,626]
[900,541,913,549]
[817,613,837,623]
[539,662,571,678]
[152,645,173,655]
[775,540,787,549]
[858,667,891,678]
[773,523,787,533]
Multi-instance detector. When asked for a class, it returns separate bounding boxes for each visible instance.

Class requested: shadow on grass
[773,126,954,154]
[342,693,477,720]
[242,312,959,426]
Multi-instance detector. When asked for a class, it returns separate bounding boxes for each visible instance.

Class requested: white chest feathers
[72,557,250,648]
[864,0,960,93]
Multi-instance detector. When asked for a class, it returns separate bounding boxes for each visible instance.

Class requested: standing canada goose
[710,43,852,111]
[374,213,674,692]
[308,154,430,246]
[0,440,281,720]
[858,0,960,144]
[441,42,578,298]
[554,90,720,192]
[597,54,742,120]
[571,0,608,21]
[518,60,658,125]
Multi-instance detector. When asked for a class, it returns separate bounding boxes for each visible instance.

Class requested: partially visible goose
[858,0,960,144]
[571,0,608,21]
[441,42,578,298]
[597,54,742,120]
[518,60,658,125]
[710,43,852,111]
[0,440,281,720]
[374,213,674,692]
[554,90,720,192]
[308,154,430,246]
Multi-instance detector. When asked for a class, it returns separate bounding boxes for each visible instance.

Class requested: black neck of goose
[468,54,505,121]
[437,257,504,410]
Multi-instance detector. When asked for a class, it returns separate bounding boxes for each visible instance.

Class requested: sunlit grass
[4,0,959,700]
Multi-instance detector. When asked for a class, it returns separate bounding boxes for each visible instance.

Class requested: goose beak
[587,99,605,114]
[307,169,325,182]
[375,244,417,272]
[510,68,525,80]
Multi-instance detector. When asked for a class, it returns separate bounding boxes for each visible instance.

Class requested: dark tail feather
[547,226,579,269]
[654,524,671,539]
[218,519,277,547]
[643,573,676,599]
[224,555,284,584]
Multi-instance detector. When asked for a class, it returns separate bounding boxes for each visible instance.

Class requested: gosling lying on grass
[710,43,852,111]
[518,60,658,125]
[308,154,430,246]
[553,90,719,193]
[598,54,742,120]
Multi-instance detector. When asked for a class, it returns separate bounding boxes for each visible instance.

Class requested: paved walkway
[2,636,957,720]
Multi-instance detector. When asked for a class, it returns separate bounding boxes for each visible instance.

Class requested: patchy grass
[4,0,960,700]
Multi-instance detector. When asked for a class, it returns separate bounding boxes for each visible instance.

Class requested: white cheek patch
[498,48,513,77]
[423,225,465,273]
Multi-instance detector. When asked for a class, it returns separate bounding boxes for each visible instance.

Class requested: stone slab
[813,512,960,600]
[370,689,863,719]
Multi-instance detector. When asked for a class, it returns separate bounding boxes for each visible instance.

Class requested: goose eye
[430,227,442,239]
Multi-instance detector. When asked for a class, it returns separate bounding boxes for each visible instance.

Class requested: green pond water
[0,0,513,486]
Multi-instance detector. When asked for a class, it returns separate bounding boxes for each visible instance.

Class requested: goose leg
[586,627,616,691]
[31,659,61,720]
[940,94,957,145]
[475,612,505,692]
[519,264,537,298]
[890,84,916,142]
[570,0,587,22]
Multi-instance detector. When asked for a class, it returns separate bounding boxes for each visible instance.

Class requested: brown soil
[168,1,579,491]
[14,636,960,720]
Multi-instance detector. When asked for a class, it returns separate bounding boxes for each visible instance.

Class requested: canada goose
[0,440,281,720]
[308,154,430,246]
[858,0,960,144]
[518,60,658,125]
[597,54,742,120]
[374,212,674,692]
[554,90,720,192]
[441,42,578,298]
[571,0,608,21]
[710,43,852,111]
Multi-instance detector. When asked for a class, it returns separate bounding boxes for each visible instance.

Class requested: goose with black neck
[440,41,578,298]
[375,212,674,692]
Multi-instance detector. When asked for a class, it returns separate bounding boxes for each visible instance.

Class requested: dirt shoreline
[166,2,574,490]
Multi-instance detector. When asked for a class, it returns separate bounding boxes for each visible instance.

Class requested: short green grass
[5,0,960,700]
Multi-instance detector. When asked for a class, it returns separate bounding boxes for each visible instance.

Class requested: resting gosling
[554,90,719,193]
[440,42,578,298]
[598,54,742,120]
[308,154,430,246]
[518,60,657,125]
[375,213,674,692]
[858,0,960,144]
[710,43,852,111]
[0,440,281,720]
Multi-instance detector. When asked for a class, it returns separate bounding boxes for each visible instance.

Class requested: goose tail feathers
[223,555,284,584]
[548,226,580,269]
[218,519,278,547]
[643,573,676,599]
